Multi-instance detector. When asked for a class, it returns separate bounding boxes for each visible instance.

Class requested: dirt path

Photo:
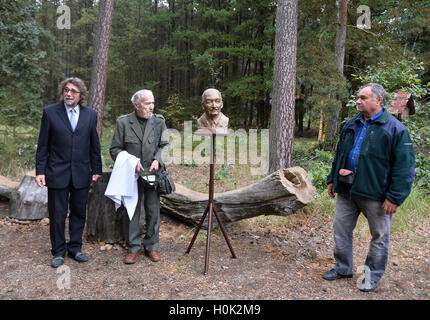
[0,199,429,301]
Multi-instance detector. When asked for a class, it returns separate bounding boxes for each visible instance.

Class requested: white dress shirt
[64,103,80,123]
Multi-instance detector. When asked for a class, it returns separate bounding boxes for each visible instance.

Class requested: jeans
[333,193,393,283]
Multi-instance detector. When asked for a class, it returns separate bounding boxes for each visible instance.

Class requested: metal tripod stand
[185,129,237,275]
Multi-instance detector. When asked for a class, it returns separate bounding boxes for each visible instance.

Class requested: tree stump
[86,172,125,243]
[0,175,48,220]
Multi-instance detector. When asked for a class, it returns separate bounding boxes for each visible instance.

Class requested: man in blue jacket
[323,83,415,292]
[35,77,102,268]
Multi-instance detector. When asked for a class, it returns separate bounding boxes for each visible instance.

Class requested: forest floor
[0,199,429,301]
[0,184,429,301]
[0,128,429,301]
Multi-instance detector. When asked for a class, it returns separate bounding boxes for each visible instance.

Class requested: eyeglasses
[63,87,80,95]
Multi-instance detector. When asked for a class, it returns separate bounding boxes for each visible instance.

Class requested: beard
[142,111,153,119]
[64,99,78,108]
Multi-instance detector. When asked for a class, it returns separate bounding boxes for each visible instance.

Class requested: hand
[149,160,159,171]
[327,183,335,198]
[135,162,144,173]
[383,199,398,215]
[35,175,46,188]
[92,174,102,182]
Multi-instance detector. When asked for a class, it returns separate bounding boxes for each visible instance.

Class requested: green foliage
[162,94,200,129]
[347,59,430,117]
[294,142,333,192]
[414,153,430,190]
[404,102,430,152]
[351,58,430,98]
[214,164,231,180]
[0,133,38,177]
[0,0,49,131]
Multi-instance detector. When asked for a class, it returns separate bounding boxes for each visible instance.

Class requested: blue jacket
[327,108,415,205]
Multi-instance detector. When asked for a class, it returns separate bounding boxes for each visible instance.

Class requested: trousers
[123,180,160,253]
[47,184,89,257]
[333,193,393,283]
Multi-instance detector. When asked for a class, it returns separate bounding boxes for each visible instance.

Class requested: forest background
[1,1,430,301]
[0,0,429,197]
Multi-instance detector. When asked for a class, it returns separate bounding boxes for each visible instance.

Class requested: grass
[392,187,430,233]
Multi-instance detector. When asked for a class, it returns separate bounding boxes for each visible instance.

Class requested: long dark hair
[58,77,89,106]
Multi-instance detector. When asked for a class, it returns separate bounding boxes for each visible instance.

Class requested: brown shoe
[124,251,142,264]
[144,250,160,262]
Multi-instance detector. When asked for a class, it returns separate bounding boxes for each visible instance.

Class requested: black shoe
[51,256,65,268]
[68,251,89,262]
[358,280,377,292]
[322,269,353,281]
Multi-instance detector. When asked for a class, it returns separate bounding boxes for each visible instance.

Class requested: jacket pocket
[125,135,140,144]
[362,129,390,161]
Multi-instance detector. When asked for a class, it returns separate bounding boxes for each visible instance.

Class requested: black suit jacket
[36,102,102,189]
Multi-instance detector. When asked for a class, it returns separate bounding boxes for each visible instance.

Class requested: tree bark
[88,0,115,139]
[330,0,348,140]
[319,0,348,143]
[160,167,317,227]
[0,176,48,220]
[335,0,348,74]
[269,0,298,172]
[86,172,124,243]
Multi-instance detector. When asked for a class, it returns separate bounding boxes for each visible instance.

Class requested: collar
[355,108,386,125]
[203,112,223,126]
[64,103,80,113]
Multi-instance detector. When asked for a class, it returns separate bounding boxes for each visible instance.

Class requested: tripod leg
[185,203,209,254]
[212,205,237,258]
[204,203,214,275]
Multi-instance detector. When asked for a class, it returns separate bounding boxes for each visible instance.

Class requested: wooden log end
[277,167,317,204]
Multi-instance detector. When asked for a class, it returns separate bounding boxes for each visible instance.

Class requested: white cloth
[104,151,140,220]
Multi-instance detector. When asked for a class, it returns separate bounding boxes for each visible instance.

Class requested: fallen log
[160,167,317,226]
[86,167,316,242]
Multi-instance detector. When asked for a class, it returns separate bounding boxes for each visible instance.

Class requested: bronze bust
[197,88,229,130]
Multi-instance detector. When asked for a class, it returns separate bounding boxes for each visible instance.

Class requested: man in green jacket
[110,89,169,264]
[323,83,415,292]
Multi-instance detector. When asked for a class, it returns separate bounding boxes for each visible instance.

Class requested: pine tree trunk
[269,0,298,172]
[323,0,348,143]
[88,0,115,139]
[330,0,348,141]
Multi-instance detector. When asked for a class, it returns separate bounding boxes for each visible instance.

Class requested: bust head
[201,88,223,119]
[198,88,229,131]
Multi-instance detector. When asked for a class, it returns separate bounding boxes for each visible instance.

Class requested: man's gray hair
[360,83,386,106]
[131,89,153,104]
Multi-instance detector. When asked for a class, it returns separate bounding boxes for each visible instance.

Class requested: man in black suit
[35,77,102,268]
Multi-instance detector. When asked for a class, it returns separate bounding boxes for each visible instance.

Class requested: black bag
[152,115,175,195]
[157,169,176,195]
[338,169,355,185]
